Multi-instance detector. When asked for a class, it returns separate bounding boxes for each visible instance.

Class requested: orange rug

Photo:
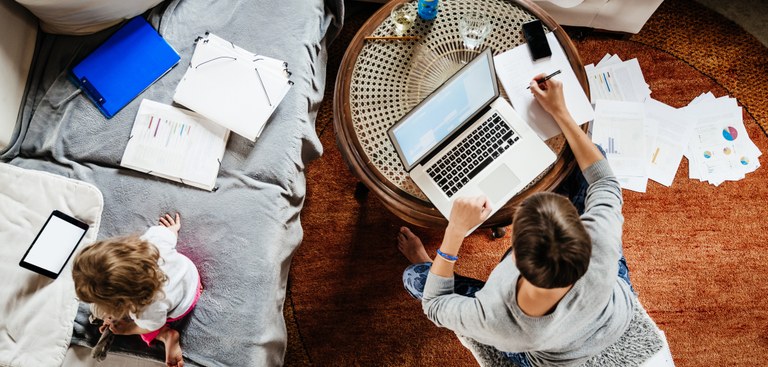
[285,0,768,365]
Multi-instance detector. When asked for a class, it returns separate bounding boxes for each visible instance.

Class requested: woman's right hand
[529,73,567,118]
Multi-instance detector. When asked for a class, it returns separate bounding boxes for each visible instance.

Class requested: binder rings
[173,33,292,141]
[70,16,180,119]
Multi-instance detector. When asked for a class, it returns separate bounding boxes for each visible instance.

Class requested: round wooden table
[333,0,589,229]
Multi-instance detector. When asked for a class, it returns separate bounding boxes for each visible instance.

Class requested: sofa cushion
[0,1,37,152]
[15,0,163,35]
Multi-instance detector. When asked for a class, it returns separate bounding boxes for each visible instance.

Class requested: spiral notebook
[120,99,229,191]
[70,17,180,119]
[173,33,292,141]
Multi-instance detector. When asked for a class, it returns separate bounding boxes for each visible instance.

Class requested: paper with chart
[684,93,761,186]
[174,33,292,141]
[494,32,594,140]
[120,99,230,191]
[644,99,693,187]
[584,54,651,104]
[591,100,648,191]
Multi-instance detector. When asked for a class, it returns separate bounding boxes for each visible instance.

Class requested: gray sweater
[422,159,634,367]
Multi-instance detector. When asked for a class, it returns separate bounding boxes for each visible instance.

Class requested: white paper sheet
[645,99,693,187]
[586,55,650,103]
[494,32,594,140]
[591,100,648,191]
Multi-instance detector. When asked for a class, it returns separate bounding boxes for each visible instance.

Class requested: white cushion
[0,1,37,152]
[15,0,164,35]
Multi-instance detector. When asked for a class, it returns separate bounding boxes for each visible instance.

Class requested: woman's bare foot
[397,227,432,264]
[156,326,184,367]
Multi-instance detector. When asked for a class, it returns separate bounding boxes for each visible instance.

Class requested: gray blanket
[1,0,342,365]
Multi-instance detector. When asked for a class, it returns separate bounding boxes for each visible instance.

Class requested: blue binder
[70,17,180,119]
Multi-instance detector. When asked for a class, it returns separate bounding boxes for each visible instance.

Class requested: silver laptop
[388,49,556,227]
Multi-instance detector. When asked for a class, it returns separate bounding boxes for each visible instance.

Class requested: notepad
[70,17,180,119]
[493,32,594,140]
[173,33,292,141]
[120,99,230,191]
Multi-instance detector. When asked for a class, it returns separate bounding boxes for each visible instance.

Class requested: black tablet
[19,210,89,279]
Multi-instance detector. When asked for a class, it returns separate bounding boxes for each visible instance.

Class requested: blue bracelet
[436,248,459,262]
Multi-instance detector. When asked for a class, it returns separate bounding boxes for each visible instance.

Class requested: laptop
[388,49,556,228]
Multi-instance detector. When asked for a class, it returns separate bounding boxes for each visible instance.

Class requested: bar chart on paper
[606,137,619,154]
[120,99,230,190]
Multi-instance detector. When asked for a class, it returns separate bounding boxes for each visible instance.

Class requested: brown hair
[72,235,167,318]
[512,192,591,289]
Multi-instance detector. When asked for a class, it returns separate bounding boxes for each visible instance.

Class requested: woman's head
[72,235,166,317]
[512,192,591,289]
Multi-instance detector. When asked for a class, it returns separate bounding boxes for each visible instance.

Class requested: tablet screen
[21,211,88,277]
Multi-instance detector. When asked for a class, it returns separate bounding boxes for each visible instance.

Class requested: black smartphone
[522,20,552,60]
[19,210,89,279]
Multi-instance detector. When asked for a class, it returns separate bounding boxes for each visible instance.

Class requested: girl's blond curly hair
[72,235,167,318]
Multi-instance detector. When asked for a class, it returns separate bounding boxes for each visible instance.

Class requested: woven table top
[349,0,566,201]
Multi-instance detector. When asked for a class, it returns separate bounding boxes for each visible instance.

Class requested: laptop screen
[389,50,498,171]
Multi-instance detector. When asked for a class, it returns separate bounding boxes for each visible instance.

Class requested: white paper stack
[585,54,651,104]
[684,93,761,186]
[174,33,292,141]
[591,97,699,192]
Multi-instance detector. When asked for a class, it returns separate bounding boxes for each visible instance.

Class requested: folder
[173,33,292,141]
[70,17,180,119]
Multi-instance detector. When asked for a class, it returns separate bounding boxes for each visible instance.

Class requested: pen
[254,67,272,107]
[526,70,562,89]
[364,36,420,41]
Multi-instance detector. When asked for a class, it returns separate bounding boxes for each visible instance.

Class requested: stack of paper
[121,99,230,191]
[684,93,761,186]
[174,33,292,141]
[592,98,695,192]
[585,54,651,104]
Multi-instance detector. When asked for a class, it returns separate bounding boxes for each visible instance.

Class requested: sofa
[531,0,664,34]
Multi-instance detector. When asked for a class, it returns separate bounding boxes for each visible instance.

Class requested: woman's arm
[429,196,492,278]
[529,75,604,171]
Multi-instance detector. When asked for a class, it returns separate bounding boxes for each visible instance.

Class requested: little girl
[72,213,201,367]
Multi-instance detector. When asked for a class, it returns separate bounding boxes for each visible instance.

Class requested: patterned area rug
[285,0,768,365]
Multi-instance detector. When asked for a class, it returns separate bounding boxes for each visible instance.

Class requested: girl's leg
[155,325,183,367]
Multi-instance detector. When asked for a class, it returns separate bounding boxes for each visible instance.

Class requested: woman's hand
[159,213,181,235]
[446,196,492,238]
[529,73,567,118]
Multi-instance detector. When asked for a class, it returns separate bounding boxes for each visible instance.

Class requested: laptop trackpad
[479,164,521,203]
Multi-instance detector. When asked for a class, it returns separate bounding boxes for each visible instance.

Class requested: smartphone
[19,210,89,279]
[522,20,552,60]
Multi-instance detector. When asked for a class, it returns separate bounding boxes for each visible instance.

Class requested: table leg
[354,182,370,201]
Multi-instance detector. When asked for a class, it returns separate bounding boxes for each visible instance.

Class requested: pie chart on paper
[741,156,750,165]
[722,126,738,141]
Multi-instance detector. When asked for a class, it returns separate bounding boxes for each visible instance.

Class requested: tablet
[19,210,89,279]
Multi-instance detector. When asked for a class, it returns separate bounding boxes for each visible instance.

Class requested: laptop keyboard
[426,112,520,198]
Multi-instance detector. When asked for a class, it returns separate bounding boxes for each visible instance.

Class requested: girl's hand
[159,213,181,235]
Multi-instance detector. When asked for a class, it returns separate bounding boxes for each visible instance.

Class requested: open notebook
[120,99,229,190]
[173,33,292,141]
